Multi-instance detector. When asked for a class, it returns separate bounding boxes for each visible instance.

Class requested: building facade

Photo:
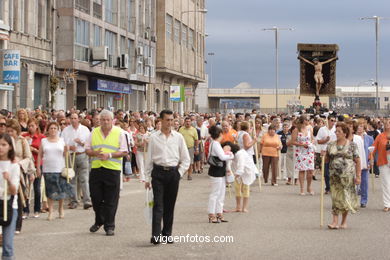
[152,0,206,113]
[55,0,156,111]
[0,0,54,111]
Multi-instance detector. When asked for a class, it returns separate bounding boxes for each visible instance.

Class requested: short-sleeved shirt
[261,133,282,157]
[221,129,237,144]
[179,126,198,149]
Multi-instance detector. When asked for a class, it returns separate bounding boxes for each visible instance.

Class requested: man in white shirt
[145,110,190,245]
[316,115,336,194]
[62,113,92,209]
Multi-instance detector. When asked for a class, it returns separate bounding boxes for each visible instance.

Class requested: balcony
[75,0,90,14]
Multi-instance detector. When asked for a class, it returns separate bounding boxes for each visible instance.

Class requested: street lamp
[262,26,294,113]
[207,52,215,88]
[360,16,389,112]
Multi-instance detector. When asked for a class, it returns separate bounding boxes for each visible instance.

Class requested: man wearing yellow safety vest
[85,110,128,236]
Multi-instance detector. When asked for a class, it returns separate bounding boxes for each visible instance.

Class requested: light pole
[179,8,207,115]
[263,27,293,113]
[360,16,389,112]
[207,52,215,88]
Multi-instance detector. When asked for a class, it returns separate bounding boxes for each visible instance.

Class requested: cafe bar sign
[2,50,20,84]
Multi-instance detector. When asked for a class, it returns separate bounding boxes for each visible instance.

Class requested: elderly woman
[207,126,234,223]
[260,125,282,186]
[326,123,360,229]
[371,119,390,212]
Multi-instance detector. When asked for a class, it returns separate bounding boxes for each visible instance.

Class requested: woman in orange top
[220,121,237,144]
[371,119,390,212]
[260,125,282,186]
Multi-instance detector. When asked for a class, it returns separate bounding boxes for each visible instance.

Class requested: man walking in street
[179,117,199,180]
[85,110,128,236]
[145,110,190,244]
[62,113,92,210]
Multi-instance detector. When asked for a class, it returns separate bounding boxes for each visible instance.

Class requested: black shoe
[84,204,92,210]
[105,229,115,236]
[150,236,160,245]
[89,224,101,233]
[361,204,367,208]
[312,176,317,181]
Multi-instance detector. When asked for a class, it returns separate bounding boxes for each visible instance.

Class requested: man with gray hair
[85,109,128,236]
[62,113,92,210]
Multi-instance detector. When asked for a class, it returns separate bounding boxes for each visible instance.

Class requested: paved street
[12,171,390,260]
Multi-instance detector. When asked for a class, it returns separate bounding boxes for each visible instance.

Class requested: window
[105,0,117,25]
[145,0,151,30]
[93,0,102,19]
[166,14,173,40]
[127,0,133,32]
[128,39,134,72]
[182,25,187,47]
[105,30,117,66]
[137,43,144,75]
[144,45,149,77]
[189,28,194,49]
[19,0,25,33]
[75,0,90,14]
[93,25,102,46]
[385,97,389,102]
[74,18,90,62]
[119,0,126,29]
[38,0,48,38]
[174,19,180,43]
[120,36,126,55]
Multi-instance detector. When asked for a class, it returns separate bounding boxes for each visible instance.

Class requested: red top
[372,132,389,166]
[22,132,46,167]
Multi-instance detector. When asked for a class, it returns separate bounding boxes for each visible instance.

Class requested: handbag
[0,196,14,226]
[207,141,224,168]
[124,133,133,175]
[61,151,76,183]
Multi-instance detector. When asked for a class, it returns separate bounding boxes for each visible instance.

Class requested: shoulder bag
[61,151,76,183]
[207,141,224,168]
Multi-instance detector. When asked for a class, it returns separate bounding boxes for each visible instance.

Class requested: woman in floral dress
[291,115,315,195]
[326,122,361,229]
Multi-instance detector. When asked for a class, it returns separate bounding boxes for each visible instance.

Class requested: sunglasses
[330,119,336,122]
[0,123,6,127]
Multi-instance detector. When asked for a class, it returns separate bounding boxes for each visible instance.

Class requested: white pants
[379,165,390,207]
[286,153,298,179]
[279,153,287,179]
[208,176,226,214]
[136,151,145,181]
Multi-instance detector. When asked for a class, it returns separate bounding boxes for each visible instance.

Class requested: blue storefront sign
[90,79,133,94]
[2,50,20,84]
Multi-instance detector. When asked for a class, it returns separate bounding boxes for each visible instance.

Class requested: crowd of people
[0,106,388,253]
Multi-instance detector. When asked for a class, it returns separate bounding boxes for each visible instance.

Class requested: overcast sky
[205,0,390,89]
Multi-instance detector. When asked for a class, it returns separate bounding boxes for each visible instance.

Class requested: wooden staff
[320,154,325,228]
[251,119,262,191]
[4,176,7,222]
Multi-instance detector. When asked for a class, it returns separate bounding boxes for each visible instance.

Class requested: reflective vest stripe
[91,144,120,151]
[91,158,122,164]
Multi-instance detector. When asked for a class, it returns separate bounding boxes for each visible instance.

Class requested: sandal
[383,207,390,212]
[216,214,228,223]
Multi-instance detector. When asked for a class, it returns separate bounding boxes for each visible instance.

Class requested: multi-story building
[0,0,54,110]
[56,0,156,111]
[152,0,206,113]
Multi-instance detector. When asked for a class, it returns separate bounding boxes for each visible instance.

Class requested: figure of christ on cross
[299,56,338,97]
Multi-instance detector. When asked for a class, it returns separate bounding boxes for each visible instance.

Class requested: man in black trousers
[145,110,190,244]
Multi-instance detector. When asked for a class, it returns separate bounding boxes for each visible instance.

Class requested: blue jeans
[2,208,18,259]
[360,169,369,205]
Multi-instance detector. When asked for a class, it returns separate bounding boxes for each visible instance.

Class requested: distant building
[152,0,206,113]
